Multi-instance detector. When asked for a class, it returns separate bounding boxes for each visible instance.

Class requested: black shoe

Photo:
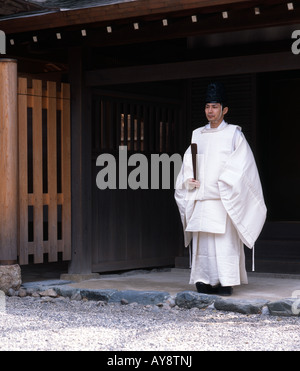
[218,286,233,296]
[196,282,219,295]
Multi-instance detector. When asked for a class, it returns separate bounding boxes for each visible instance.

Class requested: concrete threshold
[67,268,300,301]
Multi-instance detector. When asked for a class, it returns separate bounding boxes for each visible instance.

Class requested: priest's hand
[188,179,200,189]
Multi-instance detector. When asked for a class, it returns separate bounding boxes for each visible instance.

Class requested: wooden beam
[0,59,18,264]
[68,47,93,274]
[85,52,300,86]
[83,5,300,48]
[0,0,256,34]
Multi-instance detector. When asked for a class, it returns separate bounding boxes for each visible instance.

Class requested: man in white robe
[175,82,267,296]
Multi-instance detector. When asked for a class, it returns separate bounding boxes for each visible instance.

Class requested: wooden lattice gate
[18,78,71,264]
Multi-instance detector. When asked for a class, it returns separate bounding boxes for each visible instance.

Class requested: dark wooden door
[91,90,184,272]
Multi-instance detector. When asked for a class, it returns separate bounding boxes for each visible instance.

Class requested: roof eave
[0,0,253,34]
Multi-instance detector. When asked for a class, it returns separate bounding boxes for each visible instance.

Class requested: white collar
[202,120,228,133]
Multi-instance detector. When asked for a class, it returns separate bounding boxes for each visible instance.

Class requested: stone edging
[176,291,300,317]
[12,279,300,318]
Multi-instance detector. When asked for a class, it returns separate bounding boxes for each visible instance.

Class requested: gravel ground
[0,296,300,352]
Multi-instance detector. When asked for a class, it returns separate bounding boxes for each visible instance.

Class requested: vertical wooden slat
[95,98,101,151]
[32,79,44,263]
[101,99,106,150]
[116,100,121,148]
[111,100,116,149]
[18,78,29,265]
[143,104,148,152]
[174,106,181,153]
[130,103,135,151]
[149,105,154,152]
[156,106,161,152]
[108,100,114,149]
[161,107,167,152]
[136,104,141,151]
[123,103,128,147]
[47,81,58,262]
[61,83,71,260]
[166,107,172,153]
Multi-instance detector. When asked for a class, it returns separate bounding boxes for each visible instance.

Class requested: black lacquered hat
[205,82,227,106]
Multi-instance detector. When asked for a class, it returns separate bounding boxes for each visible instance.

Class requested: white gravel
[0,296,300,351]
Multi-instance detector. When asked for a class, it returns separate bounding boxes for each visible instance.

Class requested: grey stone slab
[22,279,73,290]
[267,299,300,317]
[214,298,269,315]
[79,288,118,302]
[109,290,170,305]
[175,291,218,309]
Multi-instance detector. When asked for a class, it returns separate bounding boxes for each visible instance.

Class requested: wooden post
[67,47,93,274]
[0,59,18,264]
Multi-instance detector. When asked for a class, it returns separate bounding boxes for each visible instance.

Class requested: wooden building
[0,0,300,275]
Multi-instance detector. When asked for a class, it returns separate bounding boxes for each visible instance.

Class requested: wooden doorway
[91,86,185,272]
[255,71,300,273]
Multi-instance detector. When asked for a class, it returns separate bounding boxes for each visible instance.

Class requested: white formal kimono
[175,121,267,287]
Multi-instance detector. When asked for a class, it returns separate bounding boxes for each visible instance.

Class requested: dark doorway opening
[254,70,300,273]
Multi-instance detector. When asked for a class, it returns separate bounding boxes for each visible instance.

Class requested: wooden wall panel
[17,78,71,264]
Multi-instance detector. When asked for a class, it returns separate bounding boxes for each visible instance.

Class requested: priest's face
[205,103,228,128]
